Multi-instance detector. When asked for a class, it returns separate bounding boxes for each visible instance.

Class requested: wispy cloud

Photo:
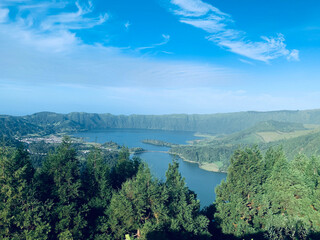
[287,49,299,61]
[171,0,227,17]
[0,0,248,115]
[0,8,9,23]
[239,59,254,65]
[135,34,170,51]
[124,21,131,30]
[169,0,299,62]
[40,1,108,31]
[0,30,233,89]
[0,0,236,88]
[0,0,108,52]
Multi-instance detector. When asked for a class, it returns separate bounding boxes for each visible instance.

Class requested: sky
[0,0,320,115]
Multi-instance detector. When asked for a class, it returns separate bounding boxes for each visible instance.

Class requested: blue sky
[0,0,320,115]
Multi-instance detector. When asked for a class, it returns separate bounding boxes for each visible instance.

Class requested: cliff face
[2,109,320,137]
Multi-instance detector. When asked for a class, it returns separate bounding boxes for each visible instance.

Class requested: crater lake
[73,128,226,208]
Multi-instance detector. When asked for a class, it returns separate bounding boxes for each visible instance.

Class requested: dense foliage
[3,134,320,239]
[171,144,236,172]
[215,147,320,239]
[0,137,209,240]
[171,121,320,172]
[3,110,320,173]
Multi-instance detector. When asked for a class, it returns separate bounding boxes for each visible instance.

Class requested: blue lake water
[73,128,226,208]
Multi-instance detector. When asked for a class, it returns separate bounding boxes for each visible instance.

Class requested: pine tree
[164,160,210,238]
[106,163,166,239]
[35,137,87,239]
[82,147,113,239]
[0,146,51,239]
[215,147,265,237]
[109,147,140,190]
[262,152,312,239]
[262,153,320,239]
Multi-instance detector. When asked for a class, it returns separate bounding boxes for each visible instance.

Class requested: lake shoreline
[73,128,227,207]
[169,151,227,173]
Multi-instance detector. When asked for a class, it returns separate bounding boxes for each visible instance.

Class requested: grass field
[199,162,220,172]
[177,122,320,172]
[257,125,320,143]
[257,130,314,142]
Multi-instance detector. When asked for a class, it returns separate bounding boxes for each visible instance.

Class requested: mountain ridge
[0,109,319,138]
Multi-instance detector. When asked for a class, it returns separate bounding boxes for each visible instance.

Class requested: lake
[73,128,226,208]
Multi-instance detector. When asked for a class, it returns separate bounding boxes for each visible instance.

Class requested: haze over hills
[170,119,320,171]
[2,109,320,137]
[3,109,320,172]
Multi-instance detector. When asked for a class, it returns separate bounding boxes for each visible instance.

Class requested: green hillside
[0,115,45,137]
[262,130,320,159]
[2,110,320,173]
[19,109,320,134]
[170,120,320,172]
[0,109,320,139]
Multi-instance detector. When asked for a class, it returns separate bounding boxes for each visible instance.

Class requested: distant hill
[248,120,306,133]
[0,109,320,138]
[0,115,44,137]
[170,120,320,172]
[218,120,307,145]
[2,110,320,171]
[17,109,320,135]
[262,130,320,160]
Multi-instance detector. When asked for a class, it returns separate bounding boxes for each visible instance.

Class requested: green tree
[260,153,320,240]
[0,147,51,239]
[215,147,265,237]
[82,147,113,239]
[35,137,87,239]
[262,152,314,239]
[215,147,320,239]
[164,160,210,239]
[109,147,140,189]
[105,163,166,239]
[105,160,210,240]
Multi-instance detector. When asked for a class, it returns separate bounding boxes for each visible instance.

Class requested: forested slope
[2,139,320,239]
[0,115,44,137]
[20,109,320,134]
[0,139,211,240]
[171,120,320,171]
[2,109,320,139]
[215,147,320,239]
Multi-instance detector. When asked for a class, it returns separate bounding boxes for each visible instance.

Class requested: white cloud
[0,0,108,52]
[208,34,295,62]
[0,0,247,116]
[180,18,226,33]
[239,59,254,65]
[169,0,299,63]
[124,21,131,30]
[171,0,227,17]
[0,20,79,52]
[287,49,300,61]
[0,0,236,87]
[0,22,235,89]
[40,1,108,31]
[135,34,171,51]
[0,8,9,23]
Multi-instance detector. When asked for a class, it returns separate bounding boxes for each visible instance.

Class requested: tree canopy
[2,138,320,239]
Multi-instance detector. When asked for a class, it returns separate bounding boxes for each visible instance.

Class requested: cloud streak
[169,0,299,62]
[0,0,108,52]
[135,34,170,52]
[40,1,108,31]
[0,0,236,89]
[0,8,9,23]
